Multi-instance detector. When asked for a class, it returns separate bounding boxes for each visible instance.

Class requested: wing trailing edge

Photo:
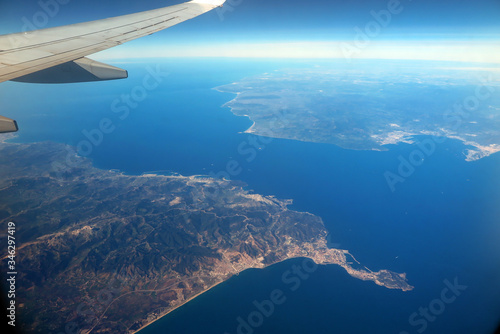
[11,57,128,84]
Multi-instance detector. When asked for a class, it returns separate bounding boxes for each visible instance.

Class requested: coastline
[131,248,414,333]
[213,76,500,162]
[1,140,413,334]
[0,133,17,143]
[131,278,228,334]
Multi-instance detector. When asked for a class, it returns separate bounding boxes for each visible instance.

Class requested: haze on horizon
[1,0,499,63]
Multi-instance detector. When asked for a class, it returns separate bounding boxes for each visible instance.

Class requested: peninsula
[0,139,413,333]
[216,63,500,161]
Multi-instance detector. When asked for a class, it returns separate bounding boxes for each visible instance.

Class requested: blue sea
[3,58,500,334]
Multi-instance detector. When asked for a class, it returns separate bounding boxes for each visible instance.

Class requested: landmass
[216,62,500,161]
[0,139,413,334]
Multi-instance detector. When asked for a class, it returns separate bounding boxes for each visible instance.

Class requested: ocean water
[3,58,500,333]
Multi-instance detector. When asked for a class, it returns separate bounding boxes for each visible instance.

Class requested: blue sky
[1,0,500,61]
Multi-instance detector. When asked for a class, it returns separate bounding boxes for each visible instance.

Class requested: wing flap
[12,57,128,83]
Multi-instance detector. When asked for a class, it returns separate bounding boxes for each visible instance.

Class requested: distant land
[0,138,412,333]
[216,63,500,161]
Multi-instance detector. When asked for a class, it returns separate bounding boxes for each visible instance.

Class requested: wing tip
[0,116,19,134]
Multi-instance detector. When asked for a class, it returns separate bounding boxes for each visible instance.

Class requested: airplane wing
[0,0,225,133]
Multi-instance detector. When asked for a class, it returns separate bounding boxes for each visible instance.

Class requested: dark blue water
[4,58,500,334]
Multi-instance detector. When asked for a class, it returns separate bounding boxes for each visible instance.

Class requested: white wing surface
[0,0,225,133]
